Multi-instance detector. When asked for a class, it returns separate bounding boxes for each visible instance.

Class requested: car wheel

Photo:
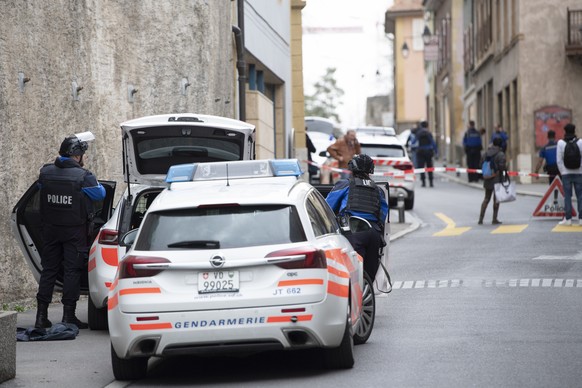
[111,343,148,380]
[354,272,375,345]
[404,195,414,210]
[322,306,355,369]
[88,296,108,331]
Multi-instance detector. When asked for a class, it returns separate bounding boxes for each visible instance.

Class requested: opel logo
[210,255,225,268]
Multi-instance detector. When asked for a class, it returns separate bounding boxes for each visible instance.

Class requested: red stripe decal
[277,279,324,287]
[267,314,313,323]
[130,322,173,331]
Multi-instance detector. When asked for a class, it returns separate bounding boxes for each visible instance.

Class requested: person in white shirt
[556,123,582,225]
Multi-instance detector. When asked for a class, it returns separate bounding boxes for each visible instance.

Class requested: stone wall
[0,0,236,302]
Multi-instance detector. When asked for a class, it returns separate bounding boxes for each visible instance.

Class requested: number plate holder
[198,270,240,294]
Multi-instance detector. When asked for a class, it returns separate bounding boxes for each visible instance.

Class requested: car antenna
[226,163,230,186]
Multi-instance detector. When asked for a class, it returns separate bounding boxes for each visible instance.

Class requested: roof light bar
[165,159,303,183]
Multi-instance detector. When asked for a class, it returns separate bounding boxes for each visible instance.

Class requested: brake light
[118,256,170,279]
[98,229,118,246]
[266,247,327,269]
[392,163,414,171]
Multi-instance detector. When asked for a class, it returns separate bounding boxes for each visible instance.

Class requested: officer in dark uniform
[35,133,106,329]
[325,154,388,280]
[415,121,438,187]
[463,120,483,182]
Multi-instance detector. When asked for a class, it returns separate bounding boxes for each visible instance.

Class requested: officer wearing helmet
[325,154,388,280]
[35,133,105,329]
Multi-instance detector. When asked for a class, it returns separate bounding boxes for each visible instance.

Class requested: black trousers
[416,150,434,185]
[346,228,384,281]
[466,148,481,182]
[37,224,87,306]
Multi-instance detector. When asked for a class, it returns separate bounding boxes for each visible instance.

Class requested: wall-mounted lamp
[18,72,30,93]
[422,25,432,45]
[180,78,191,96]
[128,84,138,103]
[72,80,83,101]
[401,42,410,58]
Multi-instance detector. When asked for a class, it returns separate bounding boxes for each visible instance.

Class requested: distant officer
[534,130,560,184]
[35,133,105,329]
[463,120,483,182]
[325,154,388,280]
[415,121,438,187]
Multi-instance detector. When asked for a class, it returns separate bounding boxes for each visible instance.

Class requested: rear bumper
[109,298,348,359]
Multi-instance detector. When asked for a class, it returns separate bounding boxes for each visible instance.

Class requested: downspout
[232,1,246,121]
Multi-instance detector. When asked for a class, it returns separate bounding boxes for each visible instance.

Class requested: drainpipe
[232,0,246,121]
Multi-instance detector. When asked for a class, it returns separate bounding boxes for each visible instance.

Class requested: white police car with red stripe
[108,159,375,380]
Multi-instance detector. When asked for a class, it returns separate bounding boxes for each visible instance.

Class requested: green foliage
[304,67,344,123]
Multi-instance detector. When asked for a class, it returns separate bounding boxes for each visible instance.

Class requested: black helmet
[348,154,374,174]
[59,136,88,157]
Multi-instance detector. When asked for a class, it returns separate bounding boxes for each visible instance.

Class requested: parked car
[357,134,416,210]
[11,113,256,330]
[354,126,396,137]
[108,159,375,379]
[305,116,344,139]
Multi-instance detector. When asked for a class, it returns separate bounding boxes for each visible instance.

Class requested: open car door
[11,180,116,292]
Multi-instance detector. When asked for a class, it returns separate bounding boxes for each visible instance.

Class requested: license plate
[198,270,239,294]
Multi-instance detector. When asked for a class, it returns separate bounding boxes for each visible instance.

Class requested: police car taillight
[266,247,327,269]
[98,229,118,246]
[118,256,171,279]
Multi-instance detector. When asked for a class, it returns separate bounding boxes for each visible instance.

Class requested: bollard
[397,192,405,223]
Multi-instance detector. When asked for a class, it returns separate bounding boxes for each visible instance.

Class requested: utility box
[0,311,17,382]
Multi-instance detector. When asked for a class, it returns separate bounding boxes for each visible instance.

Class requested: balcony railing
[566,8,582,61]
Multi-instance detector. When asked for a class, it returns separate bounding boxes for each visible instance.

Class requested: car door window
[306,190,339,236]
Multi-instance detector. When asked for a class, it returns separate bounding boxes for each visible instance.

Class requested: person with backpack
[556,123,582,226]
[534,130,560,184]
[415,121,438,187]
[463,120,483,183]
[478,137,506,225]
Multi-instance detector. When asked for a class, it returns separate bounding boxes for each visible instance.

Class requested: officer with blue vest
[415,121,438,187]
[325,154,388,280]
[35,133,106,329]
[463,120,483,182]
[534,130,560,184]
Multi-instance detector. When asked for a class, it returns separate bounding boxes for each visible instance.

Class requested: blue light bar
[166,159,303,183]
[165,164,197,183]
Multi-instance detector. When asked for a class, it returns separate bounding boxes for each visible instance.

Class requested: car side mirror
[119,229,139,248]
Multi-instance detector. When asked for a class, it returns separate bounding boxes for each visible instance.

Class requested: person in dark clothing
[35,133,106,329]
[491,124,509,153]
[463,120,483,182]
[325,154,388,280]
[534,130,560,185]
[306,132,317,183]
[478,137,507,225]
[415,121,438,187]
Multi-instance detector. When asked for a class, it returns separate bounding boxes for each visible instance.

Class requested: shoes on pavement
[430,182,434,187]
[492,219,502,225]
[579,218,582,226]
[558,218,572,226]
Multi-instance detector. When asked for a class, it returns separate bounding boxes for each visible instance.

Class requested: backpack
[481,155,496,179]
[563,137,582,169]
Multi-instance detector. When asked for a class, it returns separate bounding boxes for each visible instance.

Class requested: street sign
[532,176,578,217]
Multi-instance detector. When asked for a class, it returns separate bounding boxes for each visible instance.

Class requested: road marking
[491,224,528,234]
[533,251,582,260]
[390,278,582,289]
[552,224,582,232]
[433,212,471,236]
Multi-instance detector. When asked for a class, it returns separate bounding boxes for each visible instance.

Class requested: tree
[304,67,344,123]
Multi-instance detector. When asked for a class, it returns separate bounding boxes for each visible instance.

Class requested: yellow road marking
[552,225,582,233]
[433,213,471,237]
[491,225,528,234]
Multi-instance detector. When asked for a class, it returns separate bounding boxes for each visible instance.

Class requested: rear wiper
[167,240,220,249]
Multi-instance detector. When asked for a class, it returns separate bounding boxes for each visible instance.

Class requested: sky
[302,0,395,128]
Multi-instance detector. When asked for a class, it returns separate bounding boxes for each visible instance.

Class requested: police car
[108,159,375,380]
[11,113,256,330]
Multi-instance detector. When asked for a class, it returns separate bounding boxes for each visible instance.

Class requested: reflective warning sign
[532,176,578,217]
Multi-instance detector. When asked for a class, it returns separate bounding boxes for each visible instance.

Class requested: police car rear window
[135,205,307,250]
[360,144,405,158]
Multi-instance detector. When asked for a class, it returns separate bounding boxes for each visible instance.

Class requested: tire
[88,296,108,331]
[111,343,148,380]
[354,272,375,345]
[322,307,355,369]
[404,193,414,210]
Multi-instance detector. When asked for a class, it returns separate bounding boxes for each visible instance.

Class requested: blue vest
[39,163,88,226]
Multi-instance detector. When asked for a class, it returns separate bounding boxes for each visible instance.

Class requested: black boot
[62,305,88,329]
[35,302,52,329]
[492,203,502,224]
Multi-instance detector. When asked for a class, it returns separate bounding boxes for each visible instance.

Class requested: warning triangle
[532,176,578,217]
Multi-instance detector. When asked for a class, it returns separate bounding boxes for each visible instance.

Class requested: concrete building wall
[0,0,235,302]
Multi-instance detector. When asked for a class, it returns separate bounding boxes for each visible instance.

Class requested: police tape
[305,160,552,179]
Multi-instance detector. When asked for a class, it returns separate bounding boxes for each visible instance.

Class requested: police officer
[534,130,560,184]
[415,121,438,187]
[35,133,106,329]
[325,154,388,280]
[463,120,483,182]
